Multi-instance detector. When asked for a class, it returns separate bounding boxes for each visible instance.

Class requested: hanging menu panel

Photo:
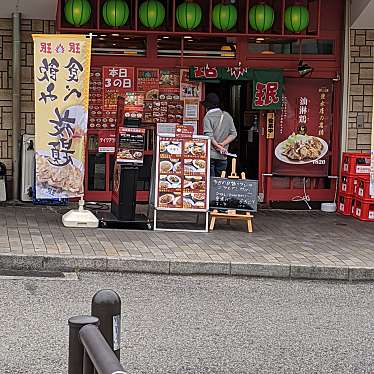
[88,68,116,129]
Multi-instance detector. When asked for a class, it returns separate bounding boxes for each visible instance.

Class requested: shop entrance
[205,82,260,180]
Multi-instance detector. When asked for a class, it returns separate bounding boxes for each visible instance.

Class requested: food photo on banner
[32,34,91,199]
[273,78,333,177]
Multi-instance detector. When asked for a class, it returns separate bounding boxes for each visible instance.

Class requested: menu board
[209,178,258,212]
[116,127,145,164]
[88,68,116,129]
[155,135,210,211]
[143,99,183,124]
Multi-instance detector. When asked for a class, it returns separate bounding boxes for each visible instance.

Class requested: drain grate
[0,269,78,281]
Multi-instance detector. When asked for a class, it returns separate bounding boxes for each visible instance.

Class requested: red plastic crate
[337,193,355,216]
[339,174,358,196]
[341,152,371,175]
[355,176,372,200]
[353,198,374,222]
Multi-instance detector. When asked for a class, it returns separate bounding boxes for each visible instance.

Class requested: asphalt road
[0,272,374,374]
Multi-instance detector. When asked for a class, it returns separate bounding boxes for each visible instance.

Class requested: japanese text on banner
[33,34,91,199]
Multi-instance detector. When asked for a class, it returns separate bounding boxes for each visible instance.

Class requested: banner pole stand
[62,197,99,228]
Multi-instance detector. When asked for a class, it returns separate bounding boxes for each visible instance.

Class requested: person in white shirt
[203,93,237,177]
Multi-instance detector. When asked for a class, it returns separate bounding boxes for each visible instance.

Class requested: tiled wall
[348,29,374,152]
[0,18,54,197]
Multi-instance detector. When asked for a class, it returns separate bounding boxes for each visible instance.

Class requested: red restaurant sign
[102,66,135,111]
[98,131,116,153]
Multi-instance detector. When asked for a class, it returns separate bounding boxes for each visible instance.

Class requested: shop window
[301,39,334,55]
[249,39,333,55]
[92,35,146,56]
[158,36,236,59]
[249,39,300,55]
[88,153,106,191]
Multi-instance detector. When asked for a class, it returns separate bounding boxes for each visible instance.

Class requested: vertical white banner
[33,34,91,199]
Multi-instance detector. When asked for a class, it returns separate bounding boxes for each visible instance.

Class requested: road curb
[1,253,374,281]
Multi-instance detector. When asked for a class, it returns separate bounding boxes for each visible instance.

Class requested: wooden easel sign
[209,159,258,233]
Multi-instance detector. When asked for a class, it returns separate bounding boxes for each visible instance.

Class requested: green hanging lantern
[284,5,309,33]
[102,0,129,27]
[212,3,237,31]
[249,3,274,32]
[176,1,202,30]
[139,0,165,29]
[64,0,92,27]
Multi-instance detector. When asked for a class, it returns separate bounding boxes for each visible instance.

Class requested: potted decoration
[139,0,165,29]
[248,3,274,32]
[212,1,237,31]
[284,5,309,33]
[102,0,129,27]
[64,0,92,27]
[176,0,202,30]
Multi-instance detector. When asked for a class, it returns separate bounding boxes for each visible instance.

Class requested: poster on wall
[155,131,210,211]
[98,131,116,153]
[159,69,180,98]
[273,78,333,177]
[180,69,202,100]
[136,68,159,100]
[102,66,135,111]
[33,34,91,199]
[183,98,199,120]
[124,92,144,119]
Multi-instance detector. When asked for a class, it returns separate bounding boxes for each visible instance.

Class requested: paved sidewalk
[0,204,374,280]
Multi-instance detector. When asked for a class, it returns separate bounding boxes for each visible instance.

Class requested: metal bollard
[68,315,99,374]
[91,289,121,360]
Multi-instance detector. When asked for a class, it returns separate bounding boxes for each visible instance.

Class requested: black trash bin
[0,162,6,201]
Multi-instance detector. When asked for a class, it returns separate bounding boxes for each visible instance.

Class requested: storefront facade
[56,0,344,204]
[1,0,347,204]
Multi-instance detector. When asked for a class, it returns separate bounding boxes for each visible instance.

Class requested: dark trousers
[210,159,227,178]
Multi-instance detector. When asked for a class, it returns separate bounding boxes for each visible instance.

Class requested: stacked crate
[337,152,374,221]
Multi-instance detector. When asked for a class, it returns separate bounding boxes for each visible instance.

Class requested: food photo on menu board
[184,140,206,158]
[156,136,209,210]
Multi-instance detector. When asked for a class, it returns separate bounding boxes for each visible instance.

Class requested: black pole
[79,324,127,374]
[68,315,99,374]
[91,289,121,360]
[83,349,94,374]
